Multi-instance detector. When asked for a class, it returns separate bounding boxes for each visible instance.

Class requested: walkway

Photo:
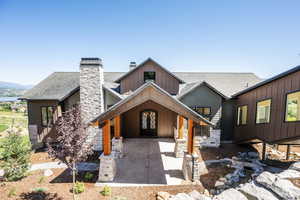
[108,138,185,186]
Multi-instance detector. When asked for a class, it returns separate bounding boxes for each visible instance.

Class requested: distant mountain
[0,81,33,90]
[0,81,33,97]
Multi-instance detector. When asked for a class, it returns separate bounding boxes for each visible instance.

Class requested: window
[285,91,300,122]
[41,106,55,127]
[237,105,248,125]
[192,106,211,119]
[193,107,211,115]
[256,99,271,124]
[144,71,156,82]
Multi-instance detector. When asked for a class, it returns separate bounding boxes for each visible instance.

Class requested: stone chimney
[129,61,136,71]
[80,57,104,151]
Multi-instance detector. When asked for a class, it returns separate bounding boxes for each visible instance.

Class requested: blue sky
[0,0,300,85]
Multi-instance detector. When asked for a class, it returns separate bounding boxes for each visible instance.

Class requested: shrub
[0,133,31,181]
[73,182,85,194]
[33,187,47,193]
[100,185,112,196]
[84,172,94,181]
[8,187,17,198]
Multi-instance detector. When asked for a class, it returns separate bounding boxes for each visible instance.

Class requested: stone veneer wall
[80,58,104,151]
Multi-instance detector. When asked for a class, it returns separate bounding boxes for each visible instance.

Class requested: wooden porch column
[103,120,111,156]
[187,119,194,154]
[114,115,121,139]
[178,116,184,139]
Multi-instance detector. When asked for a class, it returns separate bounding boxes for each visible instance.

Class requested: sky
[0,0,300,85]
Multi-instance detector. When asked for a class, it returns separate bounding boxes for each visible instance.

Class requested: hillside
[0,81,33,97]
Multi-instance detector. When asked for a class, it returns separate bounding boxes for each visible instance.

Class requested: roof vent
[129,61,136,71]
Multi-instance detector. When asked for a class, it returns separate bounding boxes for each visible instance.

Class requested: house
[21,57,300,182]
[232,65,300,159]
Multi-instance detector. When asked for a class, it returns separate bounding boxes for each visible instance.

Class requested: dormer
[115,58,184,95]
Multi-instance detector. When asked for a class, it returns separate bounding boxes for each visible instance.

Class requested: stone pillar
[98,153,117,182]
[182,153,201,181]
[80,58,104,151]
[174,138,186,158]
[28,124,43,149]
[111,137,123,158]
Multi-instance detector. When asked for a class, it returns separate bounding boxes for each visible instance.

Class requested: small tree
[46,105,93,200]
[0,132,31,181]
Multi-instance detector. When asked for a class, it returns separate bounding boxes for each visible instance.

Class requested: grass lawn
[0,124,8,132]
[0,110,28,135]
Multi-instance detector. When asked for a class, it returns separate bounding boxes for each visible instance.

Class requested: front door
[140,110,157,137]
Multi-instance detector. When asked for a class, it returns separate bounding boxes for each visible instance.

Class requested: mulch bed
[0,168,203,200]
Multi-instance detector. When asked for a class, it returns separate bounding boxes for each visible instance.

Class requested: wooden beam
[178,116,184,139]
[91,120,99,127]
[103,120,111,156]
[114,115,121,139]
[200,121,208,126]
[286,145,290,160]
[187,119,194,154]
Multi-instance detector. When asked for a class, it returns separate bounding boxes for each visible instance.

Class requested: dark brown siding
[234,70,300,143]
[120,60,180,94]
[122,100,177,138]
[27,100,60,141]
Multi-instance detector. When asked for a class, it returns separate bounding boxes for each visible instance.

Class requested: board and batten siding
[120,60,180,95]
[234,70,300,143]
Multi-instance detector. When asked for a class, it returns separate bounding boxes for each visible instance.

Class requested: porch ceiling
[91,82,214,126]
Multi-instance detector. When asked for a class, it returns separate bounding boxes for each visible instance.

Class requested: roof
[232,65,300,97]
[92,81,214,126]
[114,58,185,84]
[177,81,229,99]
[20,72,122,101]
[21,70,262,100]
[176,72,262,98]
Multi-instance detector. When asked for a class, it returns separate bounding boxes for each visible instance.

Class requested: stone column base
[182,153,201,181]
[174,138,186,158]
[98,153,117,182]
[112,137,123,159]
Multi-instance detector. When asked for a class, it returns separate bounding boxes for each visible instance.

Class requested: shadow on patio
[113,138,184,185]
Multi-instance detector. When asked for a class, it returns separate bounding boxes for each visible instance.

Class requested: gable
[92,82,213,126]
[180,84,223,108]
[116,58,184,95]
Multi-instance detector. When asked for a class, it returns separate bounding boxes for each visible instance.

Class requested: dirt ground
[196,143,256,162]
[0,168,203,200]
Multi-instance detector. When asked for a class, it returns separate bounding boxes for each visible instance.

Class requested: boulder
[0,169,5,180]
[289,162,300,172]
[43,169,53,177]
[238,182,279,200]
[157,192,172,200]
[277,169,300,179]
[189,190,211,200]
[213,188,247,200]
[171,193,194,200]
[256,171,300,200]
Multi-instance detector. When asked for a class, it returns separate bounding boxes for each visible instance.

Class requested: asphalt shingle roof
[21,71,262,101]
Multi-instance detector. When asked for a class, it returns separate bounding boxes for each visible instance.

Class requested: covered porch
[91,82,215,183]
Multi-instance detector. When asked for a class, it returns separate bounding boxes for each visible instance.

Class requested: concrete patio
[97,138,185,186]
